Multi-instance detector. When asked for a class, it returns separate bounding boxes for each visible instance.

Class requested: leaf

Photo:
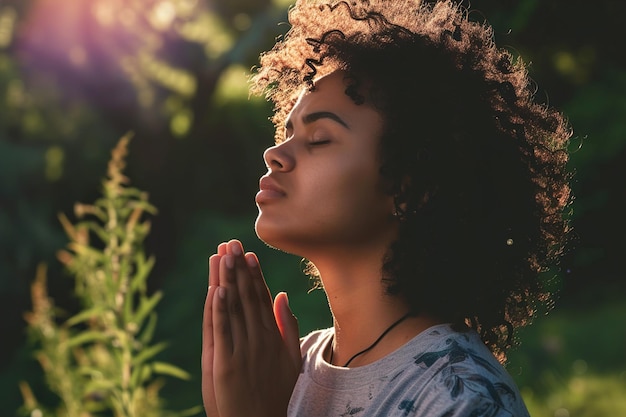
[74,219,108,241]
[58,212,78,242]
[130,364,152,388]
[151,362,191,380]
[130,254,155,293]
[76,365,106,378]
[133,291,163,328]
[117,257,132,287]
[139,312,158,345]
[85,378,117,392]
[67,242,104,260]
[66,307,106,327]
[66,330,110,348]
[132,341,168,366]
[129,198,158,215]
[124,283,134,323]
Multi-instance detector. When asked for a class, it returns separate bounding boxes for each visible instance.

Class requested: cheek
[312,160,391,220]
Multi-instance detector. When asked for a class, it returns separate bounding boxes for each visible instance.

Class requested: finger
[201,285,217,410]
[245,252,273,307]
[217,242,228,256]
[225,239,242,256]
[232,251,264,337]
[220,254,247,348]
[208,254,221,287]
[202,285,217,367]
[212,285,234,358]
[244,252,275,330]
[274,292,302,370]
[227,242,272,344]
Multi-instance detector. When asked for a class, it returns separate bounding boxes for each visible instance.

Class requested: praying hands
[201,240,302,417]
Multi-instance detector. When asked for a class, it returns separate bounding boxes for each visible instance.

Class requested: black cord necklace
[329,312,412,367]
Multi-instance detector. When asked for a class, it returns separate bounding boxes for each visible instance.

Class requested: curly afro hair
[250,0,572,362]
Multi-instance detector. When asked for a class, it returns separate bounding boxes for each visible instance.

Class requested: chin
[255,216,284,250]
[254,217,306,257]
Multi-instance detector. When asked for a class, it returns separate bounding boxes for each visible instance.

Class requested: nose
[263,141,294,172]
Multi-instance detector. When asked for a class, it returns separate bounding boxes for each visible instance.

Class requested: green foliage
[508,300,626,416]
[21,135,202,417]
[522,372,626,417]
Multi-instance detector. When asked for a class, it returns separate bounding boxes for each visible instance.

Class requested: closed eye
[309,139,331,146]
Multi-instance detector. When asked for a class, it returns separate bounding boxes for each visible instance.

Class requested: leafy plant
[20,135,202,417]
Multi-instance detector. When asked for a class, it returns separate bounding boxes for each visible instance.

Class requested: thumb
[274,292,302,369]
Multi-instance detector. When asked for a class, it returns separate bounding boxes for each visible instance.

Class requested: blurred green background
[0,0,624,415]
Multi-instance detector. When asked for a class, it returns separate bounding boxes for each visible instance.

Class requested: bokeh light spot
[0,7,17,48]
[554,408,570,417]
[92,2,115,27]
[150,1,176,30]
[23,111,43,134]
[178,12,234,60]
[176,0,199,17]
[170,109,193,138]
[233,13,252,31]
[569,376,585,394]
[214,65,250,104]
[139,53,196,97]
[45,146,64,182]
[554,51,575,75]
[553,49,592,84]
[7,79,26,108]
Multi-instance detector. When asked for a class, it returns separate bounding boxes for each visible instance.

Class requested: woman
[202,1,571,416]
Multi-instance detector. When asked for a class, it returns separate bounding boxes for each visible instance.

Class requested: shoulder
[406,325,530,417]
[412,325,502,373]
[299,327,333,358]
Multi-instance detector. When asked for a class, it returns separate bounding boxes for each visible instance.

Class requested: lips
[256,175,286,203]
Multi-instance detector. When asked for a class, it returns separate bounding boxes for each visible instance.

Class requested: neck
[331,311,413,367]
[309,248,442,367]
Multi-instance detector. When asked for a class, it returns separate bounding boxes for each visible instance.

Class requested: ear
[391,175,411,219]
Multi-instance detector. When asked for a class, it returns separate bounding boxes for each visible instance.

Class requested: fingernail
[224,255,234,269]
[245,253,257,268]
[218,287,226,299]
[230,241,242,256]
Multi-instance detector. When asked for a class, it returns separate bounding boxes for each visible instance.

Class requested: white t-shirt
[288,324,530,417]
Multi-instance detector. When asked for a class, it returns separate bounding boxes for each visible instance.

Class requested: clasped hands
[202,240,302,417]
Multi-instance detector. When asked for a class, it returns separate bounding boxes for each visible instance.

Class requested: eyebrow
[285,111,350,131]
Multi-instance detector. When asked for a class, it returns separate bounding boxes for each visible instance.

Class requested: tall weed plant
[20,135,201,417]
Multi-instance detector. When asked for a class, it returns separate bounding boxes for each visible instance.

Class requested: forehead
[285,71,375,125]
